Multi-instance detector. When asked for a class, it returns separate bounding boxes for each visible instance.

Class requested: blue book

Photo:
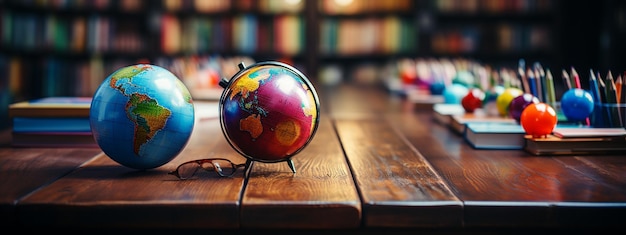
[464,123,526,150]
[12,117,91,132]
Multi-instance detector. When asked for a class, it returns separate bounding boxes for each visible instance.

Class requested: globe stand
[219,61,319,177]
[242,158,296,178]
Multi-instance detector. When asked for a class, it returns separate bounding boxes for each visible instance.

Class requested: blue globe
[90,64,195,170]
[443,83,469,104]
[560,88,594,122]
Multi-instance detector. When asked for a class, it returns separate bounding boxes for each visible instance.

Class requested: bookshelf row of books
[162,0,306,13]
[162,0,233,13]
[319,0,413,15]
[4,0,303,14]
[160,14,304,56]
[1,12,306,56]
[3,0,144,11]
[429,24,551,55]
[4,0,416,15]
[434,0,554,13]
[1,12,145,54]
[319,16,417,56]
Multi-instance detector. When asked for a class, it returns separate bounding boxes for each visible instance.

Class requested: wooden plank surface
[0,147,101,226]
[334,119,463,228]
[325,84,462,228]
[392,111,626,228]
[2,84,626,232]
[17,118,246,229]
[240,118,361,229]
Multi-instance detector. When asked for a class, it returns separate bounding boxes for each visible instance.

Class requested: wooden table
[1,84,625,234]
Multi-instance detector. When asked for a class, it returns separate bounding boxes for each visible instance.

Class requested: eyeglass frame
[168,158,247,179]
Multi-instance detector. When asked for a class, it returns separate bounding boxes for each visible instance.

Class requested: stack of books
[464,122,527,150]
[8,97,96,148]
[524,127,626,155]
[431,104,524,149]
[432,103,466,126]
[450,112,517,135]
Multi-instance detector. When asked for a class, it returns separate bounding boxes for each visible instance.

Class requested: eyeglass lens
[176,159,237,179]
[203,159,237,176]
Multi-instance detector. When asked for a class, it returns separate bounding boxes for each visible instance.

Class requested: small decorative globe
[509,94,540,123]
[461,88,485,113]
[90,64,195,170]
[496,88,524,117]
[219,61,320,172]
[520,102,558,138]
[443,83,469,104]
[429,80,445,95]
[560,88,594,122]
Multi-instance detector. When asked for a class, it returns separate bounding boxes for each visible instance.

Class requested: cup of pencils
[589,70,625,128]
[591,103,626,128]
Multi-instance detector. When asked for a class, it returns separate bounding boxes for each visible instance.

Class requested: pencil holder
[591,103,626,128]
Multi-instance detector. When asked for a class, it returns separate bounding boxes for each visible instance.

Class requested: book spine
[12,117,92,132]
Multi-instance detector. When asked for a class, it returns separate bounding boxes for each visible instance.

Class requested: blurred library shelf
[2,0,626,129]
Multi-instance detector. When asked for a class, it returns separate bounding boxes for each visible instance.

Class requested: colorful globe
[509,93,540,123]
[90,64,195,170]
[443,83,469,104]
[461,88,485,113]
[496,87,524,117]
[219,61,320,165]
[520,102,558,138]
[560,88,594,122]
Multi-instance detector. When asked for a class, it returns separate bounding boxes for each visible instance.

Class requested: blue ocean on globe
[90,64,195,170]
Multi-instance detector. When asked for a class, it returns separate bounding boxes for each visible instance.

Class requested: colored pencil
[545,68,556,108]
[616,74,623,104]
[589,69,602,103]
[571,67,581,89]
[562,69,572,90]
[605,71,622,127]
[518,59,529,93]
[527,68,538,98]
[596,71,613,127]
[597,71,607,102]
[533,62,545,102]
[605,70,615,103]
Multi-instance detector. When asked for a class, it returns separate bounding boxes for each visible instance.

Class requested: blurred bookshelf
[315,0,562,86]
[2,0,625,129]
[0,0,311,129]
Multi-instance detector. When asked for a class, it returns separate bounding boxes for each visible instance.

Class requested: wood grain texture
[391,112,626,228]
[2,84,626,232]
[240,118,361,229]
[335,119,462,228]
[18,118,246,229]
[0,147,101,226]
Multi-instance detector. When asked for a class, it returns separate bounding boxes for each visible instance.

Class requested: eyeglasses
[168,158,246,179]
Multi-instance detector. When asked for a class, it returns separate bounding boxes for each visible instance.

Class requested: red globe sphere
[520,103,558,138]
[461,88,485,113]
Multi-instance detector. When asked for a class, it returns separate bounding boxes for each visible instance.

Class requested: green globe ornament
[218,61,320,174]
[90,64,195,170]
